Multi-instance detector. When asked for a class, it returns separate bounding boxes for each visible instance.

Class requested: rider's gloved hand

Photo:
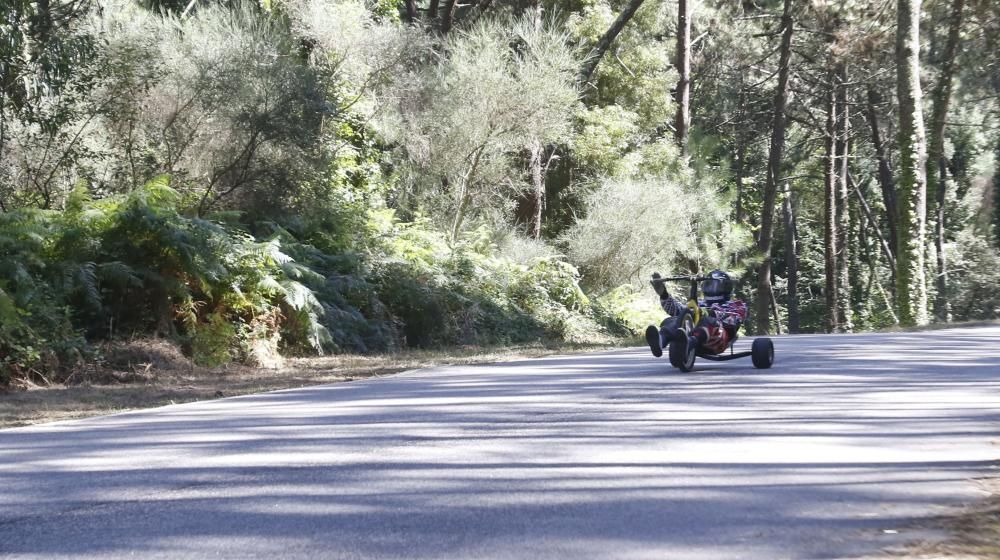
[650,272,666,297]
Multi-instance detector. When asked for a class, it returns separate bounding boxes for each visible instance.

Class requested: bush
[377,14,579,240]
[947,230,1000,321]
[0,209,90,384]
[365,210,627,348]
[562,172,749,291]
[0,177,332,385]
[191,313,236,367]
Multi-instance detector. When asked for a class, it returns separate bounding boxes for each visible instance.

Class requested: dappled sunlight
[1,328,999,558]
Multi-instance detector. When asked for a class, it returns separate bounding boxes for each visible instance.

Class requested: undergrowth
[0,179,633,387]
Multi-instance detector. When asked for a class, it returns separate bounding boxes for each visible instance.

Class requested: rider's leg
[659,317,683,347]
[646,316,683,357]
[645,325,663,357]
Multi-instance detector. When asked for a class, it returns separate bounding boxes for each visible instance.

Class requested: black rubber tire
[751,337,774,369]
[668,311,697,372]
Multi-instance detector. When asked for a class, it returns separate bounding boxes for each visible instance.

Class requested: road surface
[2,327,999,559]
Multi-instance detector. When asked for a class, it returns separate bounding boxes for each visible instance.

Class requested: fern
[0,287,17,325]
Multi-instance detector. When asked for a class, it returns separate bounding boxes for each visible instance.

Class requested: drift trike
[649,275,774,372]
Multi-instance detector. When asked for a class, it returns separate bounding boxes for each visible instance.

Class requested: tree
[382,16,579,242]
[755,0,793,335]
[782,181,799,332]
[993,137,1000,249]
[577,0,646,83]
[673,0,691,155]
[824,83,838,332]
[834,64,852,332]
[864,86,898,271]
[895,0,929,326]
[927,0,964,322]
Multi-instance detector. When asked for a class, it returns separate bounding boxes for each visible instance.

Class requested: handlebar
[650,275,712,284]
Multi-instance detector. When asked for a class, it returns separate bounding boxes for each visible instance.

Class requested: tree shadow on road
[1,328,998,559]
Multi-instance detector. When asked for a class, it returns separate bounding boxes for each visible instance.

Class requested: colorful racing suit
[658,292,749,355]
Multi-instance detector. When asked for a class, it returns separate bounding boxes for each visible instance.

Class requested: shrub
[562,173,749,291]
[191,313,236,367]
[364,210,628,348]
[0,177,333,386]
[377,14,580,240]
[947,230,1000,321]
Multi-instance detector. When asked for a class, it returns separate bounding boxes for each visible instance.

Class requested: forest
[1,0,998,385]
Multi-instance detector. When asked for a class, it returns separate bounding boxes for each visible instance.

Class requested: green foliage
[0,178,333,383]
[191,313,236,367]
[595,285,662,334]
[0,208,89,383]
[947,231,1000,320]
[566,0,673,128]
[378,14,580,239]
[365,210,625,347]
[25,0,1000,386]
[562,170,750,291]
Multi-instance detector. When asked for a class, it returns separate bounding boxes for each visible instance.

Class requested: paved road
[2,328,999,559]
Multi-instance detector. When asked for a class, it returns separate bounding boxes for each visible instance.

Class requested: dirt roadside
[0,339,627,429]
[868,477,1000,560]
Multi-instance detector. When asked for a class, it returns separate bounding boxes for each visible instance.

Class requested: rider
[644,270,748,358]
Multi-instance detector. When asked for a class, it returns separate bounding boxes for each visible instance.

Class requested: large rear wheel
[751,337,774,369]
[668,311,697,372]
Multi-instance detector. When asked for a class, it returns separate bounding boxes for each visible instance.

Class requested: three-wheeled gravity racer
[650,275,774,372]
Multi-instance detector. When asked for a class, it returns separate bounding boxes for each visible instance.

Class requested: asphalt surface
[2,327,999,559]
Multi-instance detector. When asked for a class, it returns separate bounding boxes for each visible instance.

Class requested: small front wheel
[751,338,774,369]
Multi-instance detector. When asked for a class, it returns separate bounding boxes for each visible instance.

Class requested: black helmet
[702,270,734,303]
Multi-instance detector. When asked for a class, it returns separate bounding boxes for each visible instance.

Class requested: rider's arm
[659,291,686,317]
[651,273,687,316]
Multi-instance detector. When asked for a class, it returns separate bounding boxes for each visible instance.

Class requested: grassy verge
[0,338,638,429]
[872,478,1000,560]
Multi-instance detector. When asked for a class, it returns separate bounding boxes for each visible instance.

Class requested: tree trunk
[735,142,746,225]
[674,0,691,155]
[529,140,544,239]
[754,0,793,335]
[404,0,417,22]
[782,181,799,333]
[429,0,440,19]
[451,146,486,242]
[769,283,782,335]
[824,84,838,333]
[850,172,897,274]
[578,0,647,82]
[440,0,458,34]
[928,0,964,323]
[734,86,748,225]
[994,137,1000,249]
[834,64,853,332]
[865,87,899,266]
[895,0,930,326]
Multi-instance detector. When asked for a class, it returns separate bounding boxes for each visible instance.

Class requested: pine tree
[895,0,930,326]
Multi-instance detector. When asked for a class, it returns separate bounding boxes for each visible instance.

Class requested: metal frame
[655,274,762,365]
[697,351,753,361]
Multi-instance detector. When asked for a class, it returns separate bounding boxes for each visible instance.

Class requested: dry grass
[868,478,1000,560]
[876,319,1000,333]
[0,338,631,429]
